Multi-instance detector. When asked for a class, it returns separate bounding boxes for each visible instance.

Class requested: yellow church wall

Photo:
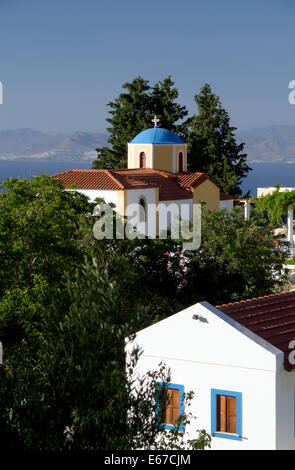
[153,145,173,172]
[127,146,133,169]
[128,144,152,168]
[117,190,127,217]
[193,179,220,211]
[175,145,187,172]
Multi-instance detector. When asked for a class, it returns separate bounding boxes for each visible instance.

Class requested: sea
[1,160,295,197]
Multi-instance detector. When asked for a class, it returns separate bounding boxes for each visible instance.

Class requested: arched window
[139,151,146,169]
[139,197,146,222]
[178,152,183,172]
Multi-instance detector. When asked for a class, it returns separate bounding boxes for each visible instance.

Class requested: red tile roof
[51,169,124,190]
[51,168,212,202]
[178,172,212,189]
[216,290,295,370]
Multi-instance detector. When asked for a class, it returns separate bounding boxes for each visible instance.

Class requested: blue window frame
[156,382,184,432]
[211,388,242,441]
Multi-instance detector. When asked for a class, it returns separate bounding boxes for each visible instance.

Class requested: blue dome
[130,127,184,144]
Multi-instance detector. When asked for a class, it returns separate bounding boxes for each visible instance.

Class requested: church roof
[51,168,211,201]
[130,127,184,144]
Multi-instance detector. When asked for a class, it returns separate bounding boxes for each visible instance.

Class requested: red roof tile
[216,290,295,370]
[51,168,212,202]
[51,169,124,190]
[177,172,210,189]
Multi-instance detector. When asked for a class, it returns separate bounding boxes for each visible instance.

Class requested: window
[139,197,146,222]
[139,151,146,168]
[216,395,236,433]
[157,383,184,432]
[211,389,242,440]
[178,152,183,172]
[163,388,179,426]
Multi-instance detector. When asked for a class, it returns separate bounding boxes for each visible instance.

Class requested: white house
[130,290,295,450]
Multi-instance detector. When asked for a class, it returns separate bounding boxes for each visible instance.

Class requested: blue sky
[0,0,294,134]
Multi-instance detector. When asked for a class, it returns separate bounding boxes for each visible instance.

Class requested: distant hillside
[1,125,295,163]
[0,129,108,161]
[238,125,295,162]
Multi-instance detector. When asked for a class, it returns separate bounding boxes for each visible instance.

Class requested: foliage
[185,83,251,197]
[155,388,211,451]
[0,175,95,352]
[252,186,295,225]
[93,77,250,197]
[90,206,287,309]
[0,176,288,449]
[0,260,210,450]
[92,76,187,169]
[178,208,287,306]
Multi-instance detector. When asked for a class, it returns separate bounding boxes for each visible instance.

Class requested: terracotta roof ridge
[216,290,295,309]
[112,167,154,172]
[51,169,75,177]
[106,170,125,189]
[225,298,295,315]
[180,171,204,175]
[151,169,176,178]
[71,169,105,172]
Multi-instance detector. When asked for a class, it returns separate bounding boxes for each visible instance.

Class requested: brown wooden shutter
[165,389,179,425]
[171,389,179,425]
[165,389,173,425]
[227,396,237,434]
[216,395,227,432]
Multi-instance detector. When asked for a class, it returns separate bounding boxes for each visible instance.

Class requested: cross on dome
[152,115,160,128]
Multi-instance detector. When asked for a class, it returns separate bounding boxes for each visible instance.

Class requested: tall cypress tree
[186,84,250,197]
[92,76,187,169]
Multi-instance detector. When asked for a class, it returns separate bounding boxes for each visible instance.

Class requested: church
[52,118,221,236]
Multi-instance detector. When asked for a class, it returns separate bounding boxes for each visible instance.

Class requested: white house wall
[220,200,234,212]
[257,187,295,197]
[66,189,118,206]
[126,188,157,238]
[130,301,284,450]
[276,369,295,449]
[158,199,193,234]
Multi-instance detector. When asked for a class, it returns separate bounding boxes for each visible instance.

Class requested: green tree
[252,186,295,225]
[0,176,287,449]
[0,260,211,450]
[90,207,287,314]
[186,83,251,197]
[0,175,94,351]
[92,76,187,169]
[178,208,287,307]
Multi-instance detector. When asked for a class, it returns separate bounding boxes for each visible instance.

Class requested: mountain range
[0,129,108,162]
[237,125,295,163]
[0,125,295,163]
